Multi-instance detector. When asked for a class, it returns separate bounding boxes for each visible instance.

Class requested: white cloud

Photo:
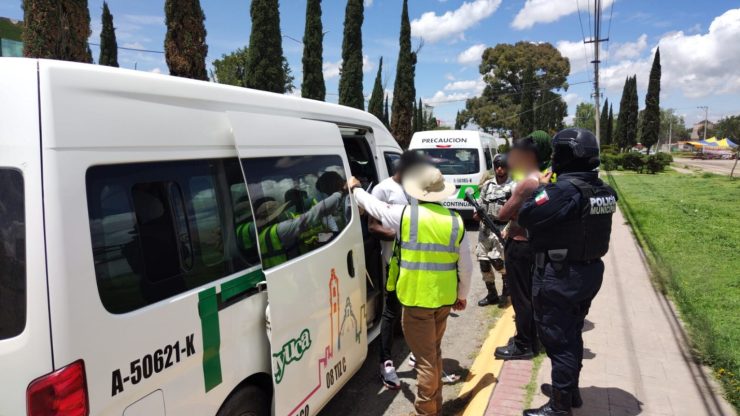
[323,55,374,80]
[457,44,487,65]
[611,34,648,60]
[602,9,740,99]
[512,0,615,30]
[150,68,162,74]
[411,0,502,43]
[556,39,591,74]
[444,78,485,93]
[426,91,474,105]
[364,0,373,6]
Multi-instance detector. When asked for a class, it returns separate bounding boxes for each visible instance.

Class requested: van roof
[5,58,399,150]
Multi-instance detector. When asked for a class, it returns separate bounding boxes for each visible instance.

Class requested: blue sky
[1,0,738,130]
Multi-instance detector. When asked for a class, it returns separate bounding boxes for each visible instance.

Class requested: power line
[576,0,593,83]
[88,42,165,54]
[427,80,592,105]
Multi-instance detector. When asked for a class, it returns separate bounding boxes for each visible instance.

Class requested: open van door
[227,113,368,416]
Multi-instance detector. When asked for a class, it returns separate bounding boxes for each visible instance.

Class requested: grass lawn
[607,170,740,409]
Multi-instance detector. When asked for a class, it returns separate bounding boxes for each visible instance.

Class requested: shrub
[601,154,618,171]
[622,152,646,172]
[646,155,665,174]
[655,152,673,167]
[601,145,619,155]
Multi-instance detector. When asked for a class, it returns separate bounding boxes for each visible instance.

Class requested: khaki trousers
[402,306,452,416]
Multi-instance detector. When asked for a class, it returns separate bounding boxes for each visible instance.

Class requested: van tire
[217,384,271,416]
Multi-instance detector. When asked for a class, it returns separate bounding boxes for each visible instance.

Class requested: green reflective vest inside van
[258,224,287,268]
[394,203,463,308]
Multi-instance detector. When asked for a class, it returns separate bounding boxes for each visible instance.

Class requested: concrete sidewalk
[528,208,735,415]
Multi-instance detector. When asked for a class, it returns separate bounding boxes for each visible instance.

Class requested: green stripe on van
[197,269,265,393]
[456,184,480,199]
[198,287,222,392]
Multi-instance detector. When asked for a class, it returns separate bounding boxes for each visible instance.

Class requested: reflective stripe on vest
[395,203,463,308]
[259,224,287,268]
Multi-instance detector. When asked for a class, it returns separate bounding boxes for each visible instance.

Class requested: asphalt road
[319,231,506,416]
[674,157,738,176]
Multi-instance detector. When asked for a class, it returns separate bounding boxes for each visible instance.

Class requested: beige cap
[402,165,457,202]
[255,200,290,227]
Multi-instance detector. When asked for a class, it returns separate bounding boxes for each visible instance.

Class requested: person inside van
[367,150,427,390]
[236,185,345,268]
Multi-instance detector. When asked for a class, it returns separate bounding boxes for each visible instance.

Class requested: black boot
[523,389,572,416]
[478,282,500,306]
[494,342,534,360]
[541,384,583,408]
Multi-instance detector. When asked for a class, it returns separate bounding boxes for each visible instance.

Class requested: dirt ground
[319,231,507,416]
[673,157,738,176]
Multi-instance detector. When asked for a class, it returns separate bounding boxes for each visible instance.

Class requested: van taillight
[27,360,89,416]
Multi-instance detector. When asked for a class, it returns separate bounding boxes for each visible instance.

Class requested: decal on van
[273,329,312,384]
[456,184,480,199]
[197,268,266,393]
[286,269,364,416]
[111,334,196,396]
[420,137,469,144]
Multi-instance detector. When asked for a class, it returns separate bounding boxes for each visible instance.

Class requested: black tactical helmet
[493,153,508,169]
[551,128,600,174]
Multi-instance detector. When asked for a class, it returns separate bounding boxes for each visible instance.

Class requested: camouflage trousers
[475,225,506,283]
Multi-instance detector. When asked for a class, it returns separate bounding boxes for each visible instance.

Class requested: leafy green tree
[212,47,294,92]
[367,57,384,120]
[390,0,416,147]
[660,109,689,142]
[301,0,325,100]
[455,111,462,130]
[519,64,536,135]
[534,90,567,134]
[165,0,208,80]
[23,0,93,63]
[641,48,661,153]
[575,102,596,132]
[459,42,570,137]
[607,104,614,145]
[382,95,390,127]
[716,115,740,141]
[599,99,609,145]
[338,0,364,109]
[246,0,286,93]
[98,2,118,67]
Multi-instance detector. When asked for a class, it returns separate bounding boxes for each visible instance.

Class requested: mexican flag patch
[535,190,550,206]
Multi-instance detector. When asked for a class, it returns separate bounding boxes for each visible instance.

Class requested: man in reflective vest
[350,165,473,416]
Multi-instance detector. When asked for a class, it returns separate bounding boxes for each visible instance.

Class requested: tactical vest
[258,224,287,268]
[236,222,257,252]
[394,203,464,308]
[531,178,617,261]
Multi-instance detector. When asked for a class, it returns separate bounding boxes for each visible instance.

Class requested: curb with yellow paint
[458,306,516,416]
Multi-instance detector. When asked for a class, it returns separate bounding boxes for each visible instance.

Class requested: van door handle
[347,250,355,278]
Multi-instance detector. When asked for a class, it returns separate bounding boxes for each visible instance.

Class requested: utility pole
[585,0,609,143]
[697,106,709,141]
[668,119,673,152]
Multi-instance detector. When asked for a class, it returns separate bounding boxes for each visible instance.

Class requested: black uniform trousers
[532,259,604,392]
[505,239,538,351]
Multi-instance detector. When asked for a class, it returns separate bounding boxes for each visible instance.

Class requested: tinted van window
[0,169,25,339]
[87,159,259,314]
[384,152,402,176]
[414,148,480,175]
[241,156,350,269]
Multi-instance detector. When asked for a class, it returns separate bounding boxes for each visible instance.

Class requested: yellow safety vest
[258,224,287,268]
[393,203,464,308]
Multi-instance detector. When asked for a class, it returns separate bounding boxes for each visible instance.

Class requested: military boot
[541,384,583,408]
[478,282,500,307]
[523,388,572,416]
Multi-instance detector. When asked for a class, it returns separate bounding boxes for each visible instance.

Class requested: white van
[409,130,506,218]
[0,58,402,416]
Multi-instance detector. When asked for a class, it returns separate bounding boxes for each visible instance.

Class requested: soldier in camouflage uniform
[475,153,513,307]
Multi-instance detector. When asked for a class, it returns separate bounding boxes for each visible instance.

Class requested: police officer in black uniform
[518,128,618,416]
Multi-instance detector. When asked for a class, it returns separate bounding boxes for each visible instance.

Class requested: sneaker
[408,352,417,368]
[494,343,534,360]
[380,360,401,390]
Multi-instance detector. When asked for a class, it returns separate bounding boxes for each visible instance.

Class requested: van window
[484,149,493,170]
[241,155,350,269]
[414,148,480,175]
[86,159,259,314]
[0,169,25,339]
[384,152,402,176]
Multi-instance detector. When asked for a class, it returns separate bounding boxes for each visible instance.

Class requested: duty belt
[535,249,598,272]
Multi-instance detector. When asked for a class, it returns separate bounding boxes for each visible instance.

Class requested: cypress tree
[615,77,631,150]
[99,1,118,67]
[383,95,390,127]
[245,0,286,92]
[165,0,208,80]
[412,99,418,132]
[455,111,462,130]
[301,0,325,100]
[519,64,536,136]
[607,103,614,145]
[23,0,93,62]
[368,57,384,120]
[599,98,609,145]
[641,48,661,153]
[390,0,416,148]
[626,76,639,149]
[338,0,365,109]
[418,98,424,131]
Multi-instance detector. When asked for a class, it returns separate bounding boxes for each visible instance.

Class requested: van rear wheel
[217,384,271,416]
